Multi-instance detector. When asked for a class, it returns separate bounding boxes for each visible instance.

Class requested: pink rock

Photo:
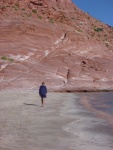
[0,0,113,91]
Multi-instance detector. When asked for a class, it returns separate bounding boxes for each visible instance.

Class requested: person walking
[39,82,47,107]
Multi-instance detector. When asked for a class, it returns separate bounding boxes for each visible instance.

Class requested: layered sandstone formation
[0,0,113,91]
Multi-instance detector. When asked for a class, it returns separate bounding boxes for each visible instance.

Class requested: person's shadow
[23,103,39,106]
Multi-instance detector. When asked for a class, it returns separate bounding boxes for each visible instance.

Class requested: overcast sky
[72,0,113,26]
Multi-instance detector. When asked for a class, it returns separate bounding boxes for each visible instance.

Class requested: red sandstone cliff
[0,0,113,91]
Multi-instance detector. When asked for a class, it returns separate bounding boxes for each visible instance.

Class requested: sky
[72,0,113,27]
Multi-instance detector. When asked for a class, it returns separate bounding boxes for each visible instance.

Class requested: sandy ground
[0,90,113,150]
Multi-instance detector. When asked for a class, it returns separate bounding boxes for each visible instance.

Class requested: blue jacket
[39,85,47,98]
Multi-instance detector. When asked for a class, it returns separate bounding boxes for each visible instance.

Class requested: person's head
[42,82,45,85]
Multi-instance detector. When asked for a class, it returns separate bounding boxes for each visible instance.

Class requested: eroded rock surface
[0,0,113,91]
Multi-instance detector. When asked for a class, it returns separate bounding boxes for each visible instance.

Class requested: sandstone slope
[0,0,113,91]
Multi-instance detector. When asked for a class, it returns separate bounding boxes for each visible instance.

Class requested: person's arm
[39,86,41,95]
[45,86,47,93]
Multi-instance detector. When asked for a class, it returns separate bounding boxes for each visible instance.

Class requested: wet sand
[0,90,113,150]
[77,92,113,126]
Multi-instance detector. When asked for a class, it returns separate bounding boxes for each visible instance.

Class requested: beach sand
[0,90,113,150]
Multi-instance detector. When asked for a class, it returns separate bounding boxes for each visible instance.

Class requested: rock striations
[0,0,113,91]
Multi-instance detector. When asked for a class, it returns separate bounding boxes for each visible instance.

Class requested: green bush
[49,18,54,23]
[0,5,6,10]
[15,3,19,7]
[27,13,32,17]
[6,5,10,7]
[52,7,56,11]
[77,29,82,32]
[8,58,14,62]
[74,7,76,11]
[12,5,18,11]
[22,8,25,11]
[106,43,109,47]
[32,9,37,13]
[1,56,7,60]
[71,17,75,20]
[1,56,14,62]
[38,16,42,19]
[94,28,103,32]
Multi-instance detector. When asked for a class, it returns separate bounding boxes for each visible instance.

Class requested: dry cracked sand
[0,90,113,150]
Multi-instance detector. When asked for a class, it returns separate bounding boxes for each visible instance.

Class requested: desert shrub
[1,56,14,62]
[74,7,76,11]
[15,3,19,7]
[1,56,7,61]
[94,28,103,32]
[77,29,82,32]
[0,5,6,10]
[32,9,37,13]
[8,58,14,62]
[12,5,18,11]
[91,34,94,37]
[38,16,42,19]
[22,8,25,11]
[71,17,75,20]
[106,43,109,47]
[49,18,54,23]
[52,7,56,11]
[6,5,10,7]
[27,13,32,17]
